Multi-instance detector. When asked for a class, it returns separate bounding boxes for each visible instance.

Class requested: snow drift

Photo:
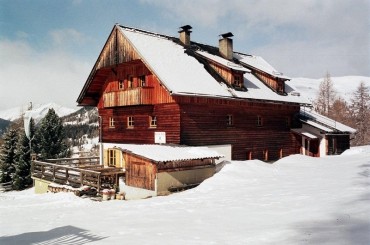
[0,146,369,244]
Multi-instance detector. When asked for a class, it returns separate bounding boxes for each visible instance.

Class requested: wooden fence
[31,158,124,191]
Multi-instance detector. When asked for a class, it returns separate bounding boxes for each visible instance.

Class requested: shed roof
[291,128,318,139]
[299,108,356,134]
[118,144,224,163]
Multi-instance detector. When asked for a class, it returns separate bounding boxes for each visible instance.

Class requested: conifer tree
[35,108,69,160]
[12,118,35,190]
[0,128,18,183]
[350,81,370,146]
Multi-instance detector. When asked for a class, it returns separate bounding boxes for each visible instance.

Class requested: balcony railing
[103,87,154,107]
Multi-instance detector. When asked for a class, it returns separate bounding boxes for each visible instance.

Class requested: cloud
[0,29,91,110]
[49,28,90,48]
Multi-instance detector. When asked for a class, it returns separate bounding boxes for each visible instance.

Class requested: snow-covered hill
[1,145,369,244]
[287,76,370,103]
[0,102,77,122]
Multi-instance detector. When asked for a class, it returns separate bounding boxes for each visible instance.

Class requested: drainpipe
[99,116,103,165]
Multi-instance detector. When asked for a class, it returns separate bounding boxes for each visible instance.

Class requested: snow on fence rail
[0,181,12,192]
[46,156,100,166]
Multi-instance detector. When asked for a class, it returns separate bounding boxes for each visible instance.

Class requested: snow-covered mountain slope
[0,102,77,122]
[62,106,98,126]
[287,76,370,103]
[1,145,369,244]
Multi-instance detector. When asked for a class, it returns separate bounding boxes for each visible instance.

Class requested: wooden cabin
[107,144,222,199]
[77,24,354,162]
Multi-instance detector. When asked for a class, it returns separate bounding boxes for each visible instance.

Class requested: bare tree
[329,97,352,126]
[314,72,337,116]
[350,81,370,146]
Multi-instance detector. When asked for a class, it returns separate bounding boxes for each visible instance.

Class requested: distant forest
[0,118,11,136]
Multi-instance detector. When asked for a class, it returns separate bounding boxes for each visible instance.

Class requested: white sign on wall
[155,132,166,144]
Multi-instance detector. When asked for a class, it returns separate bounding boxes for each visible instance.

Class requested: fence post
[66,169,69,184]
[80,171,83,187]
[97,173,101,192]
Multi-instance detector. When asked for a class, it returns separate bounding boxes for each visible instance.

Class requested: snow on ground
[1,146,369,245]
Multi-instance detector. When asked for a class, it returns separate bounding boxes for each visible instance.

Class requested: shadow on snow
[0,225,107,245]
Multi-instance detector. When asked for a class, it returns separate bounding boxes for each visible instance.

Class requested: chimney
[179,25,192,46]
[219,32,234,60]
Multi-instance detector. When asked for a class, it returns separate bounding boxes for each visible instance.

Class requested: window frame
[226,114,233,126]
[127,116,134,128]
[108,149,116,166]
[234,74,242,88]
[139,75,146,87]
[118,80,124,90]
[128,75,133,88]
[285,117,291,129]
[149,115,157,128]
[257,115,263,127]
[109,117,115,128]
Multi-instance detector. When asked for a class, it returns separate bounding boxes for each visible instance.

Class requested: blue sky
[0,0,369,110]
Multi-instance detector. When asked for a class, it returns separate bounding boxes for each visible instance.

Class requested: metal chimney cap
[220,32,234,38]
[179,25,193,32]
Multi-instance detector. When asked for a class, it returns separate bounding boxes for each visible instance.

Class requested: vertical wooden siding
[95,27,141,71]
[125,153,156,190]
[99,62,174,108]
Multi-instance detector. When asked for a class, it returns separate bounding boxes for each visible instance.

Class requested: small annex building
[292,108,356,157]
[104,144,223,199]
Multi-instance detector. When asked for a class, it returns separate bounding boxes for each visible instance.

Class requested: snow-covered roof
[300,108,356,134]
[120,28,231,98]
[235,53,290,80]
[291,128,318,139]
[119,27,309,105]
[118,144,224,162]
[196,50,250,72]
[233,73,310,104]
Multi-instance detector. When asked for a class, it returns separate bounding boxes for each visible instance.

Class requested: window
[118,80,124,90]
[128,75,133,88]
[234,74,242,87]
[127,116,134,128]
[263,149,269,161]
[285,117,291,128]
[109,117,115,128]
[108,149,116,166]
[139,75,146,87]
[257,115,263,127]
[227,114,233,126]
[149,116,157,128]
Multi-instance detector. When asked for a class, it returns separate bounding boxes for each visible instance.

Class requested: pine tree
[36,108,69,160]
[0,128,18,183]
[314,72,337,116]
[350,81,370,146]
[12,119,35,190]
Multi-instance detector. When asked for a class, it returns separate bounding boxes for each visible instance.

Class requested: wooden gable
[77,25,173,106]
